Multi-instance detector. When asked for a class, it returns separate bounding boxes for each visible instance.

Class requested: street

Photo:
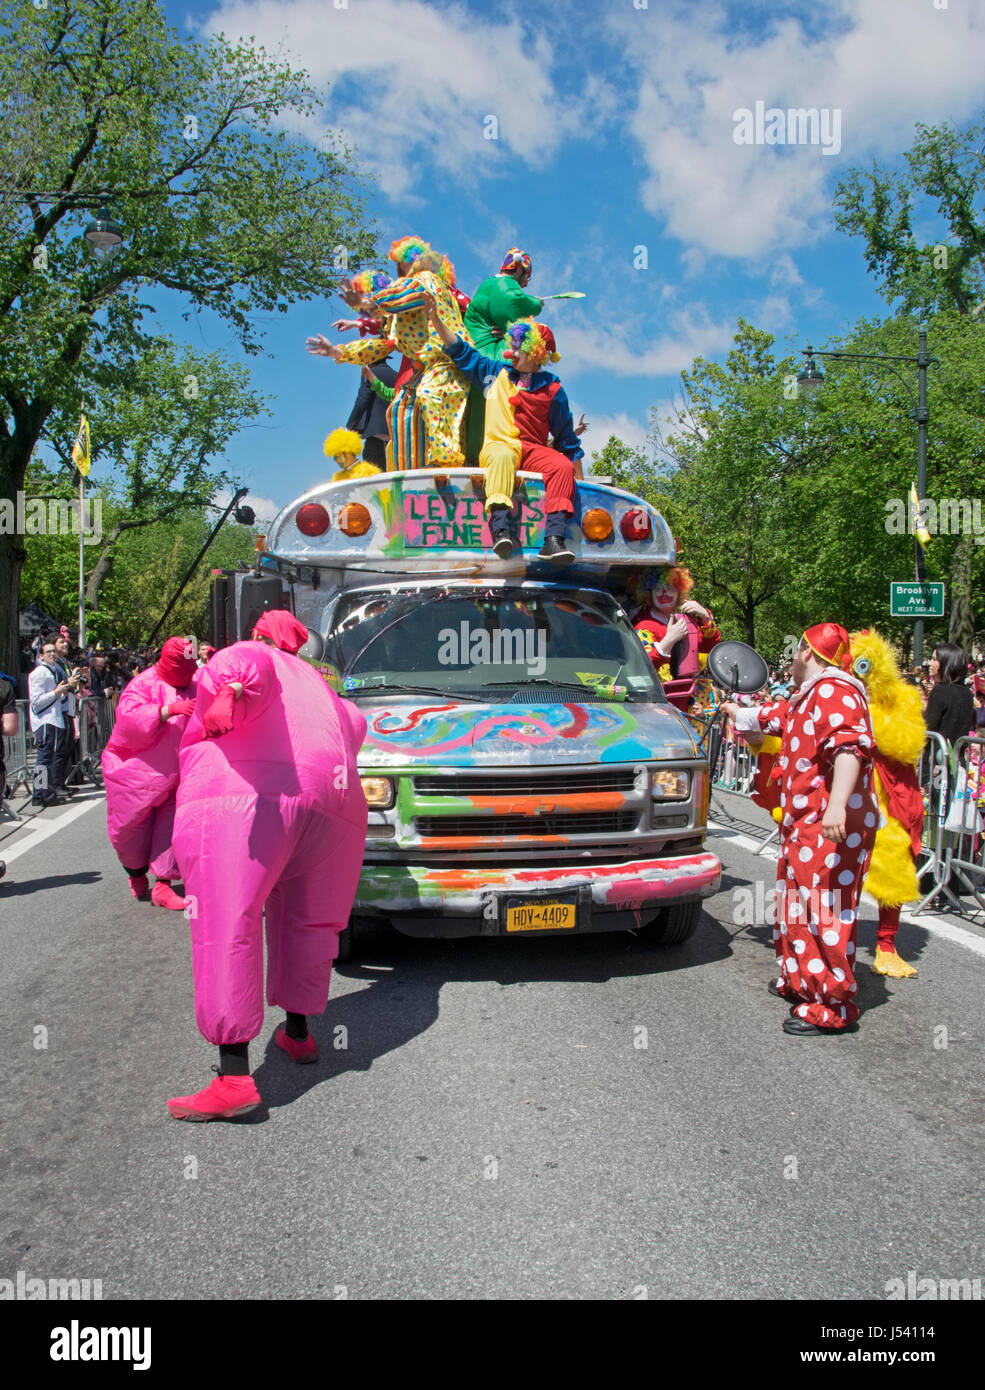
[2,788,983,1301]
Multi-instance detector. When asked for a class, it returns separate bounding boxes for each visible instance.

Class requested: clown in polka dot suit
[309,237,472,470]
[723,623,879,1034]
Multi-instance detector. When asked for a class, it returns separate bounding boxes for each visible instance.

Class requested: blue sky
[137,0,985,520]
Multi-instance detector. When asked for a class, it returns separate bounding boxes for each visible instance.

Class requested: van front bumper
[353,850,721,936]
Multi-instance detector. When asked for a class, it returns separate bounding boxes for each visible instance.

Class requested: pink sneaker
[128,874,150,901]
[151,880,187,911]
[274,1026,318,1064]
[167,1073,261,1121]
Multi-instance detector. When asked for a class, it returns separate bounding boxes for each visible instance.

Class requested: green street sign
[890,581,945,619]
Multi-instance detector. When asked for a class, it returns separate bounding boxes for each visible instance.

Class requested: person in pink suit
[167,609,368,1122]
[102,635,199,911]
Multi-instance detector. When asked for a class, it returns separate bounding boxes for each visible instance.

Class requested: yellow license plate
[506,901,576,932]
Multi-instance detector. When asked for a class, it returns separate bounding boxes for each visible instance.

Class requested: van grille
[416,811,639,839]
[413,769,637,796]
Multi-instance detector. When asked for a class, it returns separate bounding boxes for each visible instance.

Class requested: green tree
[834,114,985,649]
[0,0,374,670]
[43,336,269,608]
[643,320,809,648]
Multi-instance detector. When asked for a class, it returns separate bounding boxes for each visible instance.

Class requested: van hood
[354,695,701,768]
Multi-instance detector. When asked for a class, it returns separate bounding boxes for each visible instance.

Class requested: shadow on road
[251,907,737,1114]
[0,870,103,896]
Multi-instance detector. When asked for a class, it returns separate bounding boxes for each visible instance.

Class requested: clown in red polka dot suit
[723,623,879,1034]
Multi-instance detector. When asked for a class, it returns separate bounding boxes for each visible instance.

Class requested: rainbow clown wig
[627,565,694,609]
[503,317,560,367]
[388,236,455,286]
[351,270,392,297]
[323,427,364,460]
[389,235,430,267]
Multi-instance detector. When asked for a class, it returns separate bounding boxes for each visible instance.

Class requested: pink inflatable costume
[102,636,199,908]
[167,619,367,1120]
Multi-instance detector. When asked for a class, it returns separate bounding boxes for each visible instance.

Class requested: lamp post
[11,192,125,251]
[796,332,938,665]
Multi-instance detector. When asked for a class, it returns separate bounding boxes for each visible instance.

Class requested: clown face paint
[649,581,679,618]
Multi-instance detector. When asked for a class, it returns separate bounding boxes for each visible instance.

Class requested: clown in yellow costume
[323,427,380,482]
[335,238,472,469]
[849,629,927,979]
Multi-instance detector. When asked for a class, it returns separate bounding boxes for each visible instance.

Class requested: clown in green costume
[463,248,543,462]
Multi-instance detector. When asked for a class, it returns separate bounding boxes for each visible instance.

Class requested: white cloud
[580,411,650,463]
[201,0,583,200]
[559,308,733,379]
[748,294,794,334]
[770,253,804,288]
[611,0,985,261]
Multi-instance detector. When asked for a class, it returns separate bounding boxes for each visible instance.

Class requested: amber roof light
[582,508,614,541]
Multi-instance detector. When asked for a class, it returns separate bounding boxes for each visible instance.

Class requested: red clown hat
[803,622,852,671]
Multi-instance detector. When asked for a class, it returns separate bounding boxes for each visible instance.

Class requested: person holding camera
[28,642,82,808]
[51,630,85,793]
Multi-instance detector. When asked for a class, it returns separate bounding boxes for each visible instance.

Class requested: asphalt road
[1,787,983,1300]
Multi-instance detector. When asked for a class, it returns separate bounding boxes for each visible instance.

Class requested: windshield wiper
[347,680,485,702]
[480,677,651,702]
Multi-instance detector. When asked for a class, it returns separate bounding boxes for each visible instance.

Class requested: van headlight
[650,769,690,800]
[361,776,395,809]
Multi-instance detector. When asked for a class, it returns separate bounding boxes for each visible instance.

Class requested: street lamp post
[797,331,938,665]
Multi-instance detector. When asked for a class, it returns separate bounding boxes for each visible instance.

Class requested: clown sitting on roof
[427,301,583,562]
[323,427,380,482]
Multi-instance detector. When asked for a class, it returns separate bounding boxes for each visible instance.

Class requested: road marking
[708,819,985,959]
[0,796,103,867]
[708,820,777,857]
[896,906,985,959]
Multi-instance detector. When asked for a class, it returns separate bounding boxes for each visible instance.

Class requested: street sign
[890,581,945,619]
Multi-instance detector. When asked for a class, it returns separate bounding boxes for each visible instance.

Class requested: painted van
[212,470,721,951]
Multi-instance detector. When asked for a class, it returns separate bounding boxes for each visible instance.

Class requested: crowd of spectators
[759,641,985,747]
[4,629,213,815]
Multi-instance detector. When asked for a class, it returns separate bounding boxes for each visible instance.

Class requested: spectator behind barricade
[974,678,985,732]
[52,631,85,794]
[87,648,109,697]
[28,641,80,808]
[925,643,975,750]
[0,663,16,880]
[18,639,33,698]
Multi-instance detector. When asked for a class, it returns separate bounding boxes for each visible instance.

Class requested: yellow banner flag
[71,413,91,477]
[909,482,930,548]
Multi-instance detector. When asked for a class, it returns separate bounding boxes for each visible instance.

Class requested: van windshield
[326,586,663,702]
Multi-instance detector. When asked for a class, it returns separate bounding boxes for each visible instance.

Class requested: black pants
[55,720,74,790]
[34,724,61,804]
[363,435,387,469]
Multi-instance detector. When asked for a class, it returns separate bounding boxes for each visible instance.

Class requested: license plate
[506,900,577,932]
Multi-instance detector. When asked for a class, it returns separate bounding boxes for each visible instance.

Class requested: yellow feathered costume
[850,630,927,978]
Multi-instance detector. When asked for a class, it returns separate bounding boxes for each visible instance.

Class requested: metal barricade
[706,719,962,887]
[910,730,951,914]
[931,734,985,918]
[703,717,780,853]
[68,694,114,786]
[2,699,31,821]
